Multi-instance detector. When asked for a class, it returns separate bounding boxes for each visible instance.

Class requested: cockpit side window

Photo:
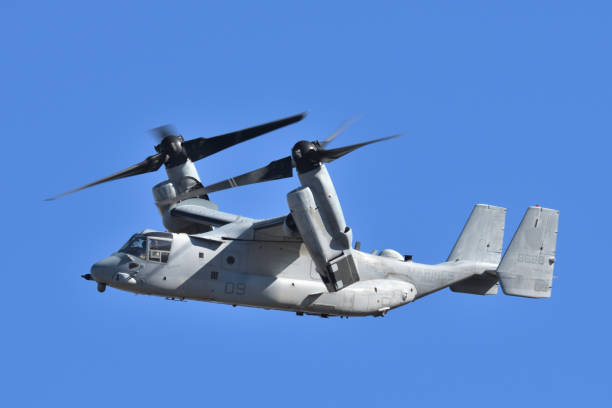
[148,238,172,264]
[150,239,171,251]
[119,235,147,260]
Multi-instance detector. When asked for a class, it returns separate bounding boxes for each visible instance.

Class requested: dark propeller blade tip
[45,152,165,201]
[81,274,93,281]
[319,133,403,162]
[320,114,362,148]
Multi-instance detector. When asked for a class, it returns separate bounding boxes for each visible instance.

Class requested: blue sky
[1,1,611,406]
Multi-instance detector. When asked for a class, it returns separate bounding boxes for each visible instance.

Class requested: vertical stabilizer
[497,206,559,298]
[447,204,506,264]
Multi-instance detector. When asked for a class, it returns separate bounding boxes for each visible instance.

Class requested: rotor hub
[292,140,321,173]
[156,135,188,168]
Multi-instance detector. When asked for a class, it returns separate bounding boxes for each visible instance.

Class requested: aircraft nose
[90,255,122,284]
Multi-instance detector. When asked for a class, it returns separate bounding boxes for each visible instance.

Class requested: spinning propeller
[46,112,307,200]
[202,125,401,195]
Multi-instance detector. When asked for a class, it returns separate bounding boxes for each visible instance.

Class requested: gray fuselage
[91,219,495,317]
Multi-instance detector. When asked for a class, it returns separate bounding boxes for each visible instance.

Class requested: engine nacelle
[297,165,353,250]
[152,179,215,234]
[287,186,360,291]
[153,180,177,215]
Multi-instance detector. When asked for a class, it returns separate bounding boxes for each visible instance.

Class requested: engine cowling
[153,179,215,234]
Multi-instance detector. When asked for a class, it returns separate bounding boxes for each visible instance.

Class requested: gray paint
[297,165,352,249]
[90,163,560,317]
[497,206,559,298]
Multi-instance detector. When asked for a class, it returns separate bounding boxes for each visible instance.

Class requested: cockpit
[118,232,173,263]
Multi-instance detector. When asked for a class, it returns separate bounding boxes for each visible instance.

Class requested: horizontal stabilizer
[497,206,559,298]
[451,273,498,295]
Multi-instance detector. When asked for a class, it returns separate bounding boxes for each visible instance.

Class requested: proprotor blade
[46,112,307,201]
[204,156,294,194]
[319,134,402,163]
[201,133,401,195]
[153,155,294,203]
[183,112,307,162]
[45,153,164,200]
[320,115,361,148]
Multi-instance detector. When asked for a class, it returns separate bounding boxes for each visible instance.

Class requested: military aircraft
[49,112,559,317]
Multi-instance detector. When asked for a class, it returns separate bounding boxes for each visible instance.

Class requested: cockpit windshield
[119,234,148,260]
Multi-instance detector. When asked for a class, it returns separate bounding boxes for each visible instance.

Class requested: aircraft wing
[170,198,301,242]
[169,198,254,227]
[252,217,302,242]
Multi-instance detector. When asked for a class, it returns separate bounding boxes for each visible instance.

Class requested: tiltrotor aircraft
[49,112,560,317]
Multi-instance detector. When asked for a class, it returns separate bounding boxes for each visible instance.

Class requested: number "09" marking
[224,282,246,295]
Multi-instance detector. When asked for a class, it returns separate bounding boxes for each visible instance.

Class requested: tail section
[497,206,559,298]
[447,204,506,264]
